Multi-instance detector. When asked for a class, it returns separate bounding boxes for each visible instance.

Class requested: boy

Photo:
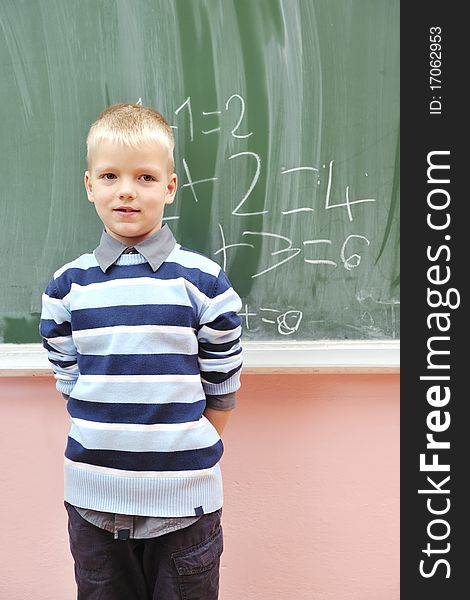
[40,103,243,600]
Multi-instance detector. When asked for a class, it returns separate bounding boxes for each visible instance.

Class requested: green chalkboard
[0,0,399,343]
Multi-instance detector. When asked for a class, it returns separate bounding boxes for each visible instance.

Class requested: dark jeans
[65,502,223,600]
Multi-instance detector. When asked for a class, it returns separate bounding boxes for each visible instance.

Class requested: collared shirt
[94,223,176,273]
[72,224,236,539]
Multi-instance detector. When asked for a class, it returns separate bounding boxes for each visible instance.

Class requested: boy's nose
[118,186,137,200]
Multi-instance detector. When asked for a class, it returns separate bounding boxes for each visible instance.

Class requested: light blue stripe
[54,253,98,278]
[71,379,205,404]
[199,292,242,325]
[46,336,77,356]
[68,419,219,453]
[70,279,200,311]
[168,246,220,277]
[51,363,79,383]
[74,328,198,356]
[199,355,243,374]
[41,296,71,324]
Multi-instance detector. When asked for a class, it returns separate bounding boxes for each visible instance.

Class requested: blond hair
[86,103,175,172]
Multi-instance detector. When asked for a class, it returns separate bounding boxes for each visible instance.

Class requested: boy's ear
[84,171,94,203]
[165,173,178,205]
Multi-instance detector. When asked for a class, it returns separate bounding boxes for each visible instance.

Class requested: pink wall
[0,374,399,599]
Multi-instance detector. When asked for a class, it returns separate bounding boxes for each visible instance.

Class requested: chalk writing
[229,152,265,216]
[216,229,374,278]
[181,158,218,203]
[240,232,302,279]
[225,93,253,139]
[325,160,376,222]
[163,92,389,337]
[281,166,318,174]
[201,109,221,135]
[303,239,337,267]
[281,208,315,215]
[239,304,303,335]
[174,97,194,141]
[215,224,255,272]
[260,308,303,336]
[340,235,371,271]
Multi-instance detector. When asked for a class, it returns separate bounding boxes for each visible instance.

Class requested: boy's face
[84,139,177,246]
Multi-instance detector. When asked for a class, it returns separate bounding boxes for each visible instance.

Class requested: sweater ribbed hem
[64,461,223,517]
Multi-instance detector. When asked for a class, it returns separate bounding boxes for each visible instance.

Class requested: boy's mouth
[114,207,140,214]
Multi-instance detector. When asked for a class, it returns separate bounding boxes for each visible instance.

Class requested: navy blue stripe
[199,340,240,353]
[77,353,200,376]
[154,263,218,297]
[40,319,72,338]
[50,358,77,369]
[71,305,198,331]
[198,347,242,360]
[44,280,61,299]
[43,340,69,354]
[42,340,55,353]
[54,262,219,298]
[203,312,241,331]
[68,398,206,424]
[212,269,232,297]
[200,364,242,384]
[65,436,224,472]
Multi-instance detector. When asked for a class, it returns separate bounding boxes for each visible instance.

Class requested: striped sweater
[40,231,243,517]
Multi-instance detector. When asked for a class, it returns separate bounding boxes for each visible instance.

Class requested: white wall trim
[0,341,399,376]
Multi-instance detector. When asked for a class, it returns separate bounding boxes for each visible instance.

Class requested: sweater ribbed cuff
[202,374,241,396]
[56,379,77,395]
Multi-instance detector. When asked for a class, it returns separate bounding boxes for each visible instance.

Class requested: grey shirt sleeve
[205,392,237,411]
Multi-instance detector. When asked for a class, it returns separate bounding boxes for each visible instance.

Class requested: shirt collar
[94,224,177,273]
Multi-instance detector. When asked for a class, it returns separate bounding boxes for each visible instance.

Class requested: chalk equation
[135,93,397,339]
[239,304,303,336]
[215,225,370,278]
[168,93,376,221]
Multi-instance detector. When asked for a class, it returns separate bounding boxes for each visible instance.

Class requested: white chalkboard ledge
[0,341,399,376]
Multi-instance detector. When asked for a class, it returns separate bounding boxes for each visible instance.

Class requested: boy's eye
[103,173,116,180]
[140,174,155,182]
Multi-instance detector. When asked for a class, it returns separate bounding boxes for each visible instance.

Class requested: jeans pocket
[172,523,223,599]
